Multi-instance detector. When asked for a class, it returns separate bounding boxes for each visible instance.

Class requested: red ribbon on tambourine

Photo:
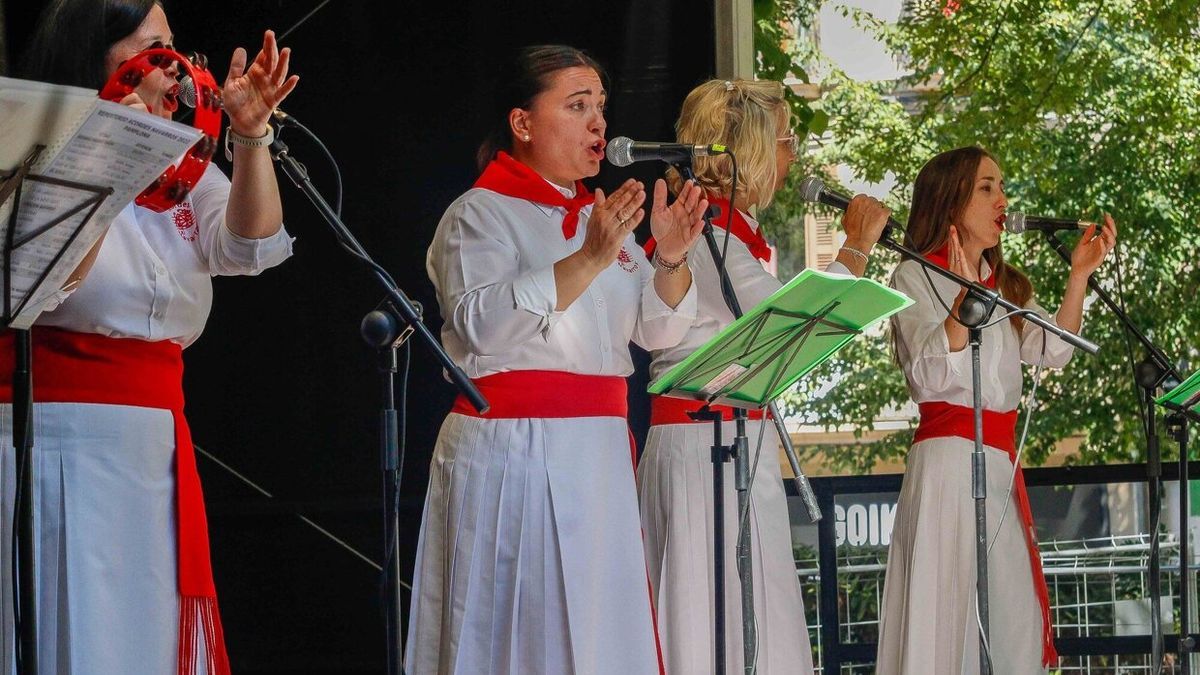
[99,48,222,213]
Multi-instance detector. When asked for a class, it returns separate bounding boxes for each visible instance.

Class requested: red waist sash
[451,370,628,419]
[0,327,229,675]
[914,400,1057,666]
[648,394,766,425]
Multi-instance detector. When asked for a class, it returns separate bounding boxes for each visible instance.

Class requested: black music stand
[1,145,113,675]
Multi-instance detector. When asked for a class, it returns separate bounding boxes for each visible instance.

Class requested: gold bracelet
[654,250,688,274]
[840,245,869,264]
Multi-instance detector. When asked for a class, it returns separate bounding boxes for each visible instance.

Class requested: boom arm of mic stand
[877,229,1100,354]
[269,137,489,414]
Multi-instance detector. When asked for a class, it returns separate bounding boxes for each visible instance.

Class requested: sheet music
[0,77,202,328]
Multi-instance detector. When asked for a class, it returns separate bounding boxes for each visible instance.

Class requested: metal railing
[789,462,1200,674]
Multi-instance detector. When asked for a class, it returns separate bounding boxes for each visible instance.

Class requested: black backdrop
[4,0,716,671]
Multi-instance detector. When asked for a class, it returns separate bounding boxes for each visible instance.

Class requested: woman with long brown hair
[876,146,1116,674]
[408,45,710,675]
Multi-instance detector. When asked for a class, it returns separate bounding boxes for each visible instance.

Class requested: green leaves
[756,0,1200,468]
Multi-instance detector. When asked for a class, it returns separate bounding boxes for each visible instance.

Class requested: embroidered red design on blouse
[617,247,640,273]
[173,202,198,242]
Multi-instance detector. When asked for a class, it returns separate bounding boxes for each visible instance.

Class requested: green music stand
[648,267,911,672]
[1158,370,1200,423]
[650,268,912,405]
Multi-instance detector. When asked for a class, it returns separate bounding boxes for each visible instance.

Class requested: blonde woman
[637,78,891,673]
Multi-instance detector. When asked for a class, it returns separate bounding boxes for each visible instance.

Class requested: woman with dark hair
[876,146,1116,674]
[637,78,891,674]
[2,1,297,673]
[407,45,709,674]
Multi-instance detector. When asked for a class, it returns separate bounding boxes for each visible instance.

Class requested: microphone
[178,75,293,124]
[605,136,725,167]
[1005,212,1096,234]
[797,176,902,232]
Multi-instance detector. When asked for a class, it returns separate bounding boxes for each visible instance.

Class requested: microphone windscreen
[605,136,634,167]
[798,176,825,203]
[178,76,198,108]
[1004,211,1028,234]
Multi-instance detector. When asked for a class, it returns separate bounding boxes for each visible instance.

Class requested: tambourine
[99,48,222,212]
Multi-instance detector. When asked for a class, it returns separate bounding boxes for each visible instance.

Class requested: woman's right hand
[583,178,645,269]
[946,225,979,284]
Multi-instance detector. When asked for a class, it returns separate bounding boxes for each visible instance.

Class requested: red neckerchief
[473,151,594,239]
[924,243,996,289]
[643,195,772,263]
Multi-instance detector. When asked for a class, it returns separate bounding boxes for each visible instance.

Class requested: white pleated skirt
[1,401,196,675]
[876,437,1046,675]
[405,412,661,675]
[637,420,814,675]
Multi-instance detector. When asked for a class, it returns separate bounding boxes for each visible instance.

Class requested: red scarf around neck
[643,195,771,263]
[473,151,595,239]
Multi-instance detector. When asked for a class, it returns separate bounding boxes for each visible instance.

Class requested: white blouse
[649,208,850,381]
[890,258,1078,412]
[37,164,294,347]
[427,184,698,379]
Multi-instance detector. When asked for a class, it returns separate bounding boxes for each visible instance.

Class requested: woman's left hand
[649,179,708,263]
[222,30,300,137]
[1070,213,1118,277]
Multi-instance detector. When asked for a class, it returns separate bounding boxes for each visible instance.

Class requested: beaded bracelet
[224,125,275,160]
[654,250,688,274]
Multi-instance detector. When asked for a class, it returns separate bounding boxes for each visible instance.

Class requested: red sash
[913,400,1057,666]
[0,327,229,675]
[451,370,627,419]
[648,394,766,425]
[473,151,595,239]
[644,195,771,263]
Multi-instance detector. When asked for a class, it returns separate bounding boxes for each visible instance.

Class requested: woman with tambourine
[2,1,298,672]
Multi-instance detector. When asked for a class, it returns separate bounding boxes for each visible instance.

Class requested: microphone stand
[873,227,1099,674]
[1040,231,1188,671]
[267,130,488,675]
[671,161,821,675]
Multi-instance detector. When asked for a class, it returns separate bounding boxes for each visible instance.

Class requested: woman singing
[3,1,298,672]
[407,45,709,675]
[876,146,1116,674]
[638,78,891,673]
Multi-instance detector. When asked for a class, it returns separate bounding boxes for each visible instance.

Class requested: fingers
[600,179,645,227]
[119,92,150,114]
[652,178,669,213]
[272,47,294,90]
[226,47,248,86]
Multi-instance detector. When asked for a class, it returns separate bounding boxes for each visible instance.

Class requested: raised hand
[222,30,299,137]
[1070,214,1118,277]
[584,179,646,268]
[947,225,979,283]
[648,179,708,263]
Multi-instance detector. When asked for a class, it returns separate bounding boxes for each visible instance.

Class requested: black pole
[969,324,991,675]
[13,327,36,675]
[1042,230,1183,669]
[269,130,488,672]
[1173,413,1193,669]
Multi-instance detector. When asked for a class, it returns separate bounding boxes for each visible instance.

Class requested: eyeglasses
[777,133,800,155]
